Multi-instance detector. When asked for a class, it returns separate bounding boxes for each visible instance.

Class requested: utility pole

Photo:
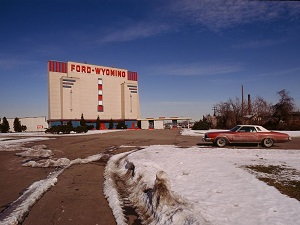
[212,106,217,116]
[242,85,244,124]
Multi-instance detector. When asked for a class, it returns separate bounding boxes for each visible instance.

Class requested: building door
[172,119,178,129]
[149,120,154,129]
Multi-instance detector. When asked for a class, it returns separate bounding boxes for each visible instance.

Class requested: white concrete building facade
[48,61,140,129]
[7,117,48,132]
[139,117,192,129]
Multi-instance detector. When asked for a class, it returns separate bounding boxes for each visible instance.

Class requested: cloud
[158,101,201,105]
[169,0,300,31]
[0,58,37,70]
[256,66,300,78]
[144,62,242,76]
[96,0,300,43]
[99,22,171,43]
[209,66,300,85]
[232,38,288,49]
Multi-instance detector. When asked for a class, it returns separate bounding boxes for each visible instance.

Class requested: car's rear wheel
[215,137,227,147]
[262,138,274,148]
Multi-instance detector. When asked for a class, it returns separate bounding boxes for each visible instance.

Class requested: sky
[0,0,300,121]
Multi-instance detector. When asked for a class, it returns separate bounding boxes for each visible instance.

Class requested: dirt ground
[0,129,299,225]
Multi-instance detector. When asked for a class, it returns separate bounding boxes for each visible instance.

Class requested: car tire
[262,138,274,148]
[215,137,227,147]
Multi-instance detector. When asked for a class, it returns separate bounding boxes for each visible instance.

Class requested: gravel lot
[0,129,299,225]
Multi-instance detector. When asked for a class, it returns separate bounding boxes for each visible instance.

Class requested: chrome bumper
[202,137,213,142]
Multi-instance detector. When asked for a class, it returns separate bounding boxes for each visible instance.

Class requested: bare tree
[214,97,243,128]
[213,89,296,129]
[273,89,295,128]
[214,101,231,128]
[251,96,273,125]
[229,97,243,125]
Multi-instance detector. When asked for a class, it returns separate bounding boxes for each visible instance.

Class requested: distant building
[48,61,140,129]
[139,117,192,129]
[7,116,48,132]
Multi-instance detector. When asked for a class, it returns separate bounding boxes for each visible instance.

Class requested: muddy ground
[0,129,299,225]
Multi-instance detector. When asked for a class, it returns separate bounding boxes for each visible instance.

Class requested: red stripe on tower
[48,61,67,73]
[49,61,54,71]
[127,71,138,81]
[48,61,51,71]
[62,62,66,73]
[55,61,58,72]
[98,78,103,112]
[98,105,103,112]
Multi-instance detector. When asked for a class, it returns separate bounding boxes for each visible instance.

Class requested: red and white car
[202,125,291,148]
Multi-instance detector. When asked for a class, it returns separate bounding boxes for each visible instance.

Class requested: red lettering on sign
[87,66,91,73]
[69,64,127,78]
[95,68,101,74]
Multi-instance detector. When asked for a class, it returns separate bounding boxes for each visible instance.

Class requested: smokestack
[248,94,251,115]
[242,85,244,116]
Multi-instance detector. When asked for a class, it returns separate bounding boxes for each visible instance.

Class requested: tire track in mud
[114,174,142,225]
[0,144,115,225]
[105,147,210,225]
[104,148,143,225]
[0,130,188,224]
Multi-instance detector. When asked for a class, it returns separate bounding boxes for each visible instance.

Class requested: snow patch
[0,129,125,137]
[16,145,53,158]
[22,158,71,167]
[104,152,129,225]
[0,135,105,224]
[0,172,59,225]
[104,149,210,225]
[118,145,300,225]
[0,137,50,151]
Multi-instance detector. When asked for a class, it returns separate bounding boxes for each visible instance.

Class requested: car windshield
[230,125,241,132]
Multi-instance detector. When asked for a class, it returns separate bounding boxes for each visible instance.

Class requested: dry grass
[244,165,300,201]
